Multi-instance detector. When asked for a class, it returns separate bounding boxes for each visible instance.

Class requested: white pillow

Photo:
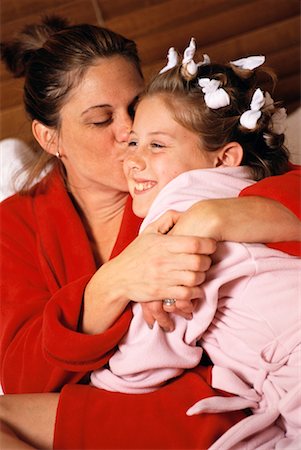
[285,107,301,164]
[0,138,48,201]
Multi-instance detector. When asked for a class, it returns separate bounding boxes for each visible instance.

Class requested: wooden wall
[1,0,300,146]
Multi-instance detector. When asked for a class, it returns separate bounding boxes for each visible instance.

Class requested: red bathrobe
[0,167,300,449]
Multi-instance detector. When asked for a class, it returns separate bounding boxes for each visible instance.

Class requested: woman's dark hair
[1,15,142,190]
[144,53,290,180]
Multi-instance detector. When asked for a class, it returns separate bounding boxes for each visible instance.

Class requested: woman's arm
[171,196,300,242]
[0,195,133,393]
[170,168,301,254]
[0,192,215,392]
[141,169,301,329]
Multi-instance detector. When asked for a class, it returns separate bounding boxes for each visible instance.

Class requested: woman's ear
[32,120,58,155]
[215,142,243,167]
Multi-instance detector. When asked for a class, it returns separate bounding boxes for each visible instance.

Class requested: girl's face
[57,56,144,194]
[124,95,217,218]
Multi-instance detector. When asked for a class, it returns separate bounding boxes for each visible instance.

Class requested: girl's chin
[132,202,149,219]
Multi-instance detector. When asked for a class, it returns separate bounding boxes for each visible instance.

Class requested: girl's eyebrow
[149,131,174,138]
[129,130,174,138]
[81,105,111,116]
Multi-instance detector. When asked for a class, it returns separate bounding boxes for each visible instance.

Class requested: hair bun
[41,14,70,33]
[1,15,69,77]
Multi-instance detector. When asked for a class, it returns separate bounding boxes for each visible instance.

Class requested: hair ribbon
[159,47,178,74]
[182,38,198,76]
[230,55,265,70]
[198,78,230,109]
[240,88,265,130]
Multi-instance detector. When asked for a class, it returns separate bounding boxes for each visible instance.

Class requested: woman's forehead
[63,57,144,112]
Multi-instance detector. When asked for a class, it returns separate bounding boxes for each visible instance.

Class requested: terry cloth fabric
[91,166,301,449]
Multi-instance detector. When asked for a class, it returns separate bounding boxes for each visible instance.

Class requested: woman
[0,16,300,449]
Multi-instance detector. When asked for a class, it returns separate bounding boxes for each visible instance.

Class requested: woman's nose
[115,114,133,143]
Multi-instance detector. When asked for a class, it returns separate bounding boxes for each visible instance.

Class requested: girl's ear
[32,120,58,155]
[215,142,243,167]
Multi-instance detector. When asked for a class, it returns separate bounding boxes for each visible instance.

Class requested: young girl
[91,40,301,449]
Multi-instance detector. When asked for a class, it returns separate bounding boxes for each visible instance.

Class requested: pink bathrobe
[91,167,301,449]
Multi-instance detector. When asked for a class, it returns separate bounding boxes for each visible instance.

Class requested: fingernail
[148,324,153,330]
[186,314,193,320]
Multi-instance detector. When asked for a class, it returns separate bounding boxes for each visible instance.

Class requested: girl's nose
[124,150,146,173]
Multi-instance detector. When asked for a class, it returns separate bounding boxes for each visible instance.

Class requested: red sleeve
[239,167,301,256]
[0,192,133,394]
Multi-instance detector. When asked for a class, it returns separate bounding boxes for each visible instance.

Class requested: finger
[161,285,203,303]
[172,269,207,287]
[162,302,193,320]
[170,299,196,314]
[162,298,196,314]
[173,308,193,320]
[153,309,175,332]
[168,236,217,255]
[142,210,181,235]
[160,255,212,277]
[140,302,174,332]
[148,302,175,332]
[141,305,156,329]
[165,254,212,273]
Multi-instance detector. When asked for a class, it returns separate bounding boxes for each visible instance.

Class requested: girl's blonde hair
[144,56,289,180]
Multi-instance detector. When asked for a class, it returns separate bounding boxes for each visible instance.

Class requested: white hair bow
[240,88,265,130]
[182,38,198,76]
[159,47,178,74]
[198,78,230,109]
[197,54,211,67]
[264,92,287,134]
[231,55,265,70]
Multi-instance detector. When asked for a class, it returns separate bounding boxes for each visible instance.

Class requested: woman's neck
[69,184,129,265]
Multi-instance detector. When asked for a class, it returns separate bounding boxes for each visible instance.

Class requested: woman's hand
[138,214,216,331]
[82,232,216,335]
[140,298,196,332]
[139,194,301,331]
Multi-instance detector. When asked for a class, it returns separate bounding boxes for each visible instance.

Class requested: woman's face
[58,56,144,193]
[124,95,217,218]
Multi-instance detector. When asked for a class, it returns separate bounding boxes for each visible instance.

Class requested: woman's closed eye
[92,117,113,127]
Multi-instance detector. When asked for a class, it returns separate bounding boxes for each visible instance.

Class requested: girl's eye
[151,142,165,149]
[128,140,138,147]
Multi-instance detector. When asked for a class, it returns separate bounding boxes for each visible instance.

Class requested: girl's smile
[124,95,217,218]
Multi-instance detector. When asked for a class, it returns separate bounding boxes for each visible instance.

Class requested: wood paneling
[104,0,245,40]
[1,0,300,144]
[0,0,99,40]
